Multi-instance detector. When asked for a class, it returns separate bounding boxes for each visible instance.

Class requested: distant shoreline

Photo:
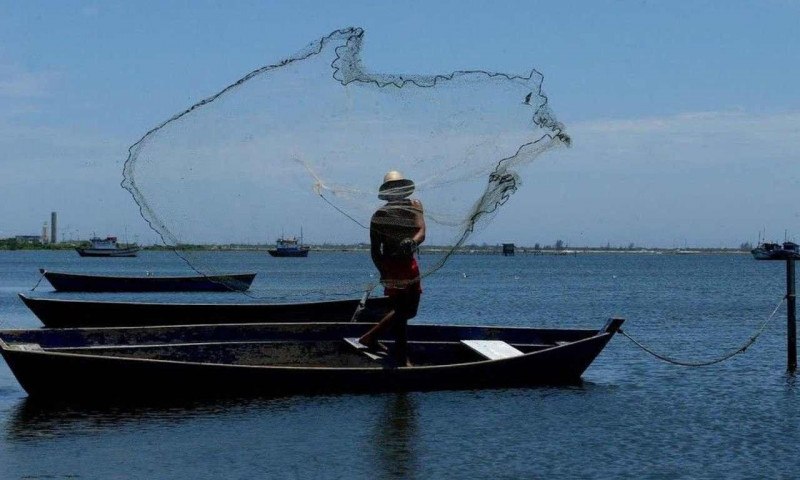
[0,240,751,255]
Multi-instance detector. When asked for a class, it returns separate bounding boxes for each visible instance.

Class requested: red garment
[381,257,422,297]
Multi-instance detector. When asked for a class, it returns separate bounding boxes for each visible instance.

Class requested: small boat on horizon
[38,269,257,292]
[751,241,799,260]
[0,318,624,400]
[76,236,140,257]
[267,233,310,258]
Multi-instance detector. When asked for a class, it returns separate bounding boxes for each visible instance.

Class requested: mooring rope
[30,270,46,292]
[619,295,787,367]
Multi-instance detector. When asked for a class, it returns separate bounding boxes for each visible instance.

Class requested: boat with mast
[751,231,799,260]
[752,241,799,260]
[268,229,310,257]
[75,236,139,257]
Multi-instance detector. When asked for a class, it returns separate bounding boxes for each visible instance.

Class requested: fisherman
[358,170,426,366]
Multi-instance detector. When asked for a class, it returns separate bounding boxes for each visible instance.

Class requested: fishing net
[122,27,569,300]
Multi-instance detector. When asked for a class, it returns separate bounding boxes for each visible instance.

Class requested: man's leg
[392,290,420,366]
[358,309,395,349]
[391,315,410,366]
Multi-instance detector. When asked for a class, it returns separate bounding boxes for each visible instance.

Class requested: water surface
[0,251,796,478]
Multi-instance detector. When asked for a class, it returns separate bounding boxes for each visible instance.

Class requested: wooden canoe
[18,293,392,327]
[0,318,623,400]
[40,269,257,292]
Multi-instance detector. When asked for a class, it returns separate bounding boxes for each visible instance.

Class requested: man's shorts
[382,257,423,299]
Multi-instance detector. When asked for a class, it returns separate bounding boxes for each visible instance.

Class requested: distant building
[51,211,57,244]
[502,243,515,256]
[16,235,42,244]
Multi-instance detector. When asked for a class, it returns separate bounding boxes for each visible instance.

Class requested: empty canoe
[39,269,257,292]
[18,293,391,327]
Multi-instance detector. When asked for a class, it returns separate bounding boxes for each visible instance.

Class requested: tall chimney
[51,212,57,244]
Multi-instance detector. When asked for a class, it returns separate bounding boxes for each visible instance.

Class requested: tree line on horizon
[0,236,757,252]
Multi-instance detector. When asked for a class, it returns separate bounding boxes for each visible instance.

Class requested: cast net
[122,27,569,301]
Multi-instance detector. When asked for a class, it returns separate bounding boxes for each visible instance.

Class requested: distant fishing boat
[268,231,310,257]
[39,269,257,292]
[76,236,139,257]
[751,241,800,260]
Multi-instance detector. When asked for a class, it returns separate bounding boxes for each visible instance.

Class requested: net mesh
[121,27,569,300]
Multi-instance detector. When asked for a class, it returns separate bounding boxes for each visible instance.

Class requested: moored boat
[39,269,257,292]
[18,293,392,327]
[0,318,623,400]
[267,235,310,257]
[75,236,140,257]
[751,242,800,260]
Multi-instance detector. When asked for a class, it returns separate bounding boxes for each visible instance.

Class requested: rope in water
[619,295,787,367]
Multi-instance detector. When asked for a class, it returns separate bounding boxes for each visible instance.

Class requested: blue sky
[1,0,798,247]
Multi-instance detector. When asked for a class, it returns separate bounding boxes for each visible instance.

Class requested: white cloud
[0,119,152,242]
[81,5,100,17]
[576,110,799,143]
[486,109,800,247]
[555,110,800,170]
[2,107,798,248]
[0,64,57,98]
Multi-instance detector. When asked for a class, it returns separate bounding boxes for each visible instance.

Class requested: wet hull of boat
[41,270,257,292]
[76,247,140,257]
[0,319,623,400]
[18,294,392,327]
[267,249,309,257]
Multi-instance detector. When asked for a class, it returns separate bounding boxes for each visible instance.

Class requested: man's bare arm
[370,226,385,276]
[411,199,426,245]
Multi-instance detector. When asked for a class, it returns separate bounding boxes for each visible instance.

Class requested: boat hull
[267,248,309,257]
[18,293,392,327]
[0,320,623,400]
[75,247,140,257]
[751,250,772,260]
[751,249,800,260]
[41,270,257,292]
[751,242,800,260]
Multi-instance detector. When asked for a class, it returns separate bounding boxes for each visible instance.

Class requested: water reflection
[784,371,797,389]
[4,396,290,442]
[370,393,419,480]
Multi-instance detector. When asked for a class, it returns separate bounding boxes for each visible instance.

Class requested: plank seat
[344,337,386,360]
[461,340,524,360]
[8,343,44,352]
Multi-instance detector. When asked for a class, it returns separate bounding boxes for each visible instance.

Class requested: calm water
[0,250,797,479]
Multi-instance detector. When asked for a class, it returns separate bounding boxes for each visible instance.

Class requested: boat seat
[461,340,523,360]
[8,343,44,352]
[344,337,387,360]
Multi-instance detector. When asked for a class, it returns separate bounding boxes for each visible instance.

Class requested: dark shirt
[370,199,422,259]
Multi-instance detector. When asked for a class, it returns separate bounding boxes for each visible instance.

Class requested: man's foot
[358,338,389,353]
[358,337,388,353]
[385,356,413,368]
[344,338,386,360]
